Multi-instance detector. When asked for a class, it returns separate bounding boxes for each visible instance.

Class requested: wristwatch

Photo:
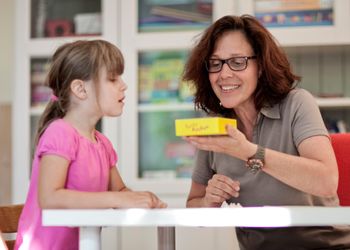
[245,145,265,173]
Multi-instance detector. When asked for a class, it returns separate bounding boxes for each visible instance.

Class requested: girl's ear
[70,79,87,99]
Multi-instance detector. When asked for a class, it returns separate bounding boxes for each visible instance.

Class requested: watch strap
[254,145,265,163]
[245,145,265,173]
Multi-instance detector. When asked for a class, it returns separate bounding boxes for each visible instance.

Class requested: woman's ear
[70,79,87,99]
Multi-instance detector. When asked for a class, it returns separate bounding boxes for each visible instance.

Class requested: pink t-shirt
[15,119,117,250]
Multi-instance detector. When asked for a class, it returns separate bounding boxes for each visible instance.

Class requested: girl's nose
[121,80,128,91]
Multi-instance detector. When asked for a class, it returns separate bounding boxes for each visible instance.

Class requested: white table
[42,206,350,250]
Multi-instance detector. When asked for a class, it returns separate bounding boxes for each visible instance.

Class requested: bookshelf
[12,0,350,249]
[118,0,234,200]
[118,0,350,200]
[316,97,350,108]
[13,0,350,208]
[13,0,119,204]
[235,0,350,46]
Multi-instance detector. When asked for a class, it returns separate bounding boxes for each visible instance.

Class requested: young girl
[15,40,167,250]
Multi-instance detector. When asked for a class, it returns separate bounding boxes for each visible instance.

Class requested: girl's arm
[38,155,166,209]
[107,167,167,207]
[108,167,131,192]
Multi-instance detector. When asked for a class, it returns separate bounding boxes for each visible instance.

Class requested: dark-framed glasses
[205,56,257,73]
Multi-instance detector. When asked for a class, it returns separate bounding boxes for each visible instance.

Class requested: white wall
[0,0,14,103]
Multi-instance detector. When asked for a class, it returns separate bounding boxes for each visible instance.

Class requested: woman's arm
[185,126,338,198]
[187,174,240,208]
[263,135,338,197]
[38,155,166,209]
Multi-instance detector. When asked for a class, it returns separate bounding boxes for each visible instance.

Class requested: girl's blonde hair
[35,40,124,144]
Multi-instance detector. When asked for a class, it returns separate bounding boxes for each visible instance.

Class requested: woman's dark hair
[35,39,124,144]
[183,14,300,116]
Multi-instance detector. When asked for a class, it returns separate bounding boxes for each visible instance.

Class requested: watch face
[246,159,263,173]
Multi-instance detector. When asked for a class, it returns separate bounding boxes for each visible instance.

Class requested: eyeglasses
[205,56,257,73]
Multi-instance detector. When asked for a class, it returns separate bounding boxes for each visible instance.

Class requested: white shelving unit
[12,1,350,249]
[118,0,234,201]
[118,0,350,204]
[13,0,350,208]
[316,97,350,108]
[12,0,120,204]
[235,0,350,47]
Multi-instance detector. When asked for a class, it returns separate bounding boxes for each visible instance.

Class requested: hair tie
[51,94,59,102]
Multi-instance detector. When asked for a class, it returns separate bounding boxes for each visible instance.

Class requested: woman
[182,15,350,249]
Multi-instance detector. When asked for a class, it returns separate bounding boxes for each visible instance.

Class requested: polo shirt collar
[260,103,281,120]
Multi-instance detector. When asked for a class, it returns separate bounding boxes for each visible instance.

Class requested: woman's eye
[232,60,243,65]
[210,61,221,67]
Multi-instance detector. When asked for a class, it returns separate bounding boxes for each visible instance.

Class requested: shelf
[13,0,350,205]
[30,105,46,116]
[28,36,104,56]
[137,98,350,112]
[138,103,195,112]
[235,0,350,47]
[316,97,350,108]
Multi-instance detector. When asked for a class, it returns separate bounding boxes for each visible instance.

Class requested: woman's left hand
[183,125,256,161]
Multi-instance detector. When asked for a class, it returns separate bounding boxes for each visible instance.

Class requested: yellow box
[175,117,237,136]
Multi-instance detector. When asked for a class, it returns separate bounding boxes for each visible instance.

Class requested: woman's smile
[220,84,240,92]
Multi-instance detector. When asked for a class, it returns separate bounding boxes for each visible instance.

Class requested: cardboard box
[175,117,237,136]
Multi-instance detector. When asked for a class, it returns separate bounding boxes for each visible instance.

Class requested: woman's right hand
[116,191,167,208]
[204,174,240,207]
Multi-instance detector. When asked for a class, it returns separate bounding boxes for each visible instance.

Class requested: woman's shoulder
[283,88,316,107]
[287,88,314,100]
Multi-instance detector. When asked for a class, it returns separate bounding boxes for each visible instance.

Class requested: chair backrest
[330,133,350,206]
[0,204,24,250]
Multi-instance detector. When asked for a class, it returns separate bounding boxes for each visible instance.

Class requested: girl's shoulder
[36,119,80,161]
[39,119,79,147]
[47,118,73,129]
[95,130,114,148]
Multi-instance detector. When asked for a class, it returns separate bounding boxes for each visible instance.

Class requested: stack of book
[254,0,334,27]
[139,0,212,32]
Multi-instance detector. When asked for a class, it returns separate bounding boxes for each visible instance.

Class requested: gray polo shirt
[192,88,350,249]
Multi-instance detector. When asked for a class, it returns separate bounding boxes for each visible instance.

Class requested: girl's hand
[183,125,256,161]
[116,191,167,208]
[204,174,240,207]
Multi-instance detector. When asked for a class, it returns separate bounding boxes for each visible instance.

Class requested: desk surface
[43,206,350,228]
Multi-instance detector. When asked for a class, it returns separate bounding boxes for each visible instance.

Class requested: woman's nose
[219,62,234,78]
